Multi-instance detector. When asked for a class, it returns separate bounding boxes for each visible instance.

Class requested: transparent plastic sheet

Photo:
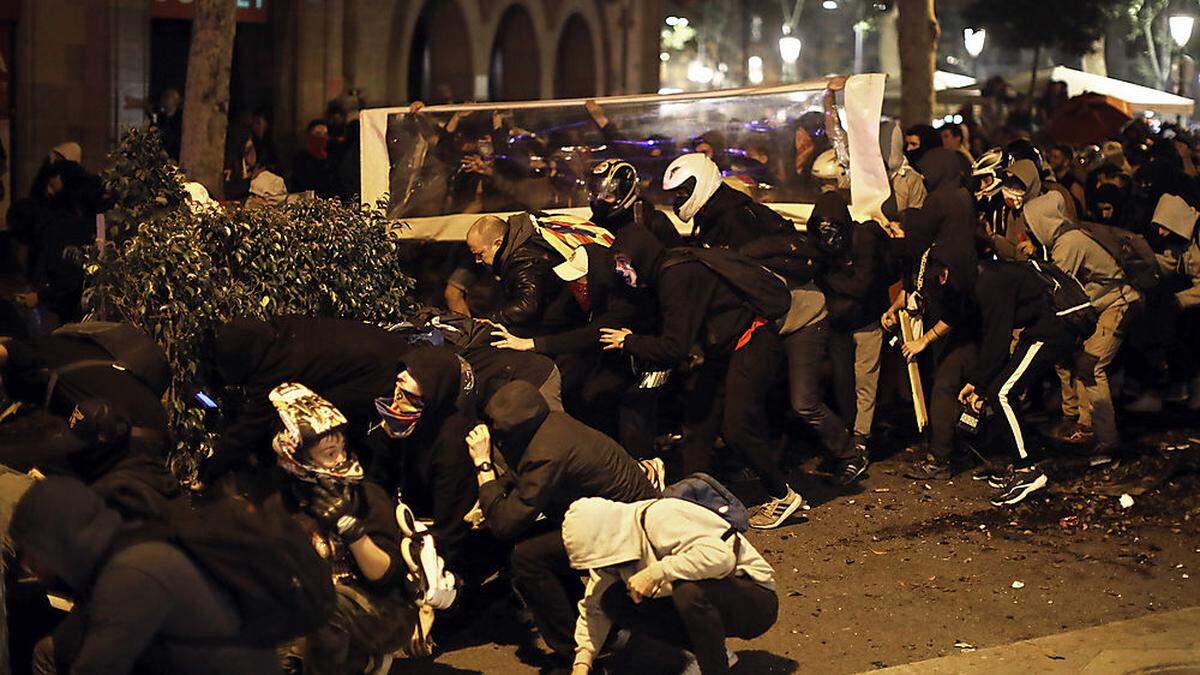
[360,77,887,240]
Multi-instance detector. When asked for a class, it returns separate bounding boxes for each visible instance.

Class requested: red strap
[735,317,768,351]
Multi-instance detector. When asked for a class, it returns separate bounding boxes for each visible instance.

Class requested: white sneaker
[749,487,806,529]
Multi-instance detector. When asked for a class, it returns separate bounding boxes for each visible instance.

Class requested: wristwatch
[474,461,494,473]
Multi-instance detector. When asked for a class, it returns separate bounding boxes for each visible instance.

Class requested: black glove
[307,478,367,542]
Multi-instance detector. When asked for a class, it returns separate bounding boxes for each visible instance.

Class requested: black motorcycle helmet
[588,159,639,223]
[1005,139,1045,175]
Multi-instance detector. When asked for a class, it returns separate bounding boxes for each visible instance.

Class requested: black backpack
[125,496,336,647]
[664,247,792,321]
[1028,259,1099,340]
[52,322,171,397]
[1076,221,1160,293]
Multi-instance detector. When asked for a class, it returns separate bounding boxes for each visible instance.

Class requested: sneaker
[990,468,1049,507]
[972,464,1006,485]
[749,487,806,529]
[639,457,668,493]
[1126,391,1163,413]
[837,451,870,485]
[1061,426,1096,446]
[904,455,952,481]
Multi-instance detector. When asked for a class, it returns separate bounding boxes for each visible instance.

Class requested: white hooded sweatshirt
[1152,193,1200,309]
[561,497,775,669]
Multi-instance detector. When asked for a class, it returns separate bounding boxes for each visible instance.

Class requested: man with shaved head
[465,213,565,336]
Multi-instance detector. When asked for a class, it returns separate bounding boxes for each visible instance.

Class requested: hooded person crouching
[1024,191,1141,454]
[463,380,658,666]
[271,383,455,673]
[563,497,778,675]
[373,345,495,585]
[10,477,282,675]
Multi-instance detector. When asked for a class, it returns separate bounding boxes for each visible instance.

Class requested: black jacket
[968,261,1071,388]
[478,381,657,541]
[206,317,412,482]
[810,193,890,331]
[905,148,980,291]
[290,150,334,198]
[377,345,479,578]
[9,478,281,675]
[617,226,757,366]
[488,214,565,336]
[693,183,790,250]
[594,197,684,249]
[532,242,655,356]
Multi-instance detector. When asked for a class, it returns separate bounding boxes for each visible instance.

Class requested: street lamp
[779,26,803,65]
[963,28,986,58]
[1170,15,1194,48]
[1170,14,1195,98]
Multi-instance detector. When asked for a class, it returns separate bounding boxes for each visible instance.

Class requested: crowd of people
[2,72,1200,675]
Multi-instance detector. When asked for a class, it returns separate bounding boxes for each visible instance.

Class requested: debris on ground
[1011,580,1025,589]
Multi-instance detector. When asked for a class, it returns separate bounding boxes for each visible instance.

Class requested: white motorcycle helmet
[662,152,723,222]
[811,149,849,190]
[971,147,1008,201]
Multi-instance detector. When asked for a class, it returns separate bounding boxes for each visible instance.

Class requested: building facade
[5,0,663,200]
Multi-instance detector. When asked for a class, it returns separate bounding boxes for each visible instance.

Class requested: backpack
[52,322,171,397]
[125,496,337,647]
[663,248,792,321]
[1028,259,1099,340]
[1077,220,1161,292]
[639,473,749,556]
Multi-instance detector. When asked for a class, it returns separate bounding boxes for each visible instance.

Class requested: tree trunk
[896,0,938,128]
[1082,36,1107,76]
[179,0,236,199]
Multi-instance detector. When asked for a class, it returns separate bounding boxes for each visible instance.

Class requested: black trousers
[679,329,789,497]
[509,523,582,659]
[600,576,778,675]
[928,342,977,459]
[982,333,1072,464]
[783,320,852,460]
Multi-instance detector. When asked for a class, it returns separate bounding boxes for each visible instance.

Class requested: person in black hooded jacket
[1,336,177,515]
[200,316,413,486]
[902,148,979,291]
[599,227,807,531]
[372,345,489,584]
[490,237,664,456]
[10,477,281,675]
[464,380,657,665]
[810,192,889,474]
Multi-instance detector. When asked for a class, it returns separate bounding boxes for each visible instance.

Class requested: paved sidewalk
[871,607,1200,674]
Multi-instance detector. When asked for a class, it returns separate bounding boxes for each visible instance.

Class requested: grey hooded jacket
[1024,191,1140,313]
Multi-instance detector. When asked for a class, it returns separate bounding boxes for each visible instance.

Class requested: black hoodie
[10,478,279,675]
[811,193,890,331]
[618,228,758,367]
[378,345,479,578]
[693,183,790,250]
[904,148,980,291]
[205,316,412,483]
[477,381,657,541]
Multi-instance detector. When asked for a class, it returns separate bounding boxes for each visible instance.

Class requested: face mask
[671,177,697,220]
[614,252,640,288]
[375,388,424,439]
[1001,185,1026,210]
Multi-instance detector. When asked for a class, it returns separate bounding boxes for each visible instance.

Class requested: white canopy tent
[941,66,1194,117]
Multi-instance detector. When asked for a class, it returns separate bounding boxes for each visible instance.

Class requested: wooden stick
[899,310,929,431]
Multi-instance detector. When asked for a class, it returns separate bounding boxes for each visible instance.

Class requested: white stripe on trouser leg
[997,341,1044,460]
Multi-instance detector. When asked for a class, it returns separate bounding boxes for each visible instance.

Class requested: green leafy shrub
[80,130,415,480]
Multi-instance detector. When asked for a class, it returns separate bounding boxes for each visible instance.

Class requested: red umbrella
[1047,93,1134,146]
